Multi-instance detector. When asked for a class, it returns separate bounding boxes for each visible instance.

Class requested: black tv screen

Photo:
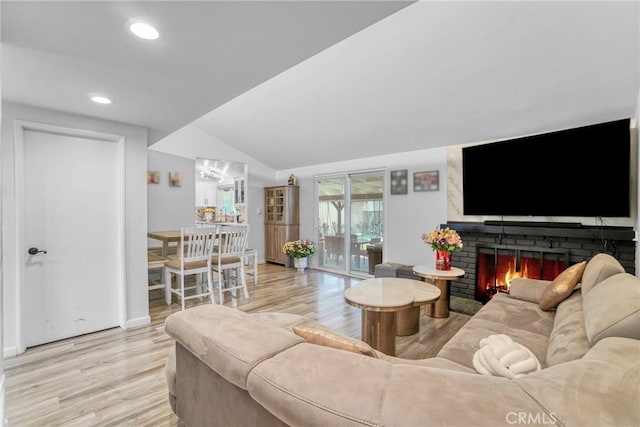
[462,118,631,217]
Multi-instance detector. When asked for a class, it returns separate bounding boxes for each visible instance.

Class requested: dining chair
[164,226,217,310]
[244,247,258,285]
[148,251,170,305]
[212,224,249,303]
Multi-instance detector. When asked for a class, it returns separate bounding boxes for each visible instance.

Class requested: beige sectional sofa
[164,253,640,426]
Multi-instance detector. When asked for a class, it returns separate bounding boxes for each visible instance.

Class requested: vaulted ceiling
[2,1,638,170]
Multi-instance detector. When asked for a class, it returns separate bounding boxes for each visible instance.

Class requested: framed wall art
[413,170,439,192]
[147,170,160,184]
[169,171,182,187]
[390,169,408,195]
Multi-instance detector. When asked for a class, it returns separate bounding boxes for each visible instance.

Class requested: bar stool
[244,248,258,285]
[148,252,170,305]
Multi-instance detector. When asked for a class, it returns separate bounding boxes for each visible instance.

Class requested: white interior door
[22,129,122,348]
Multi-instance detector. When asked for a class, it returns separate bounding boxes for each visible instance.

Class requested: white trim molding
[2,348,17,359]
[0,372,5,426]
[125,316,151,329]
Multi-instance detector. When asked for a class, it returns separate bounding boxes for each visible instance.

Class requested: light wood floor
[5,264,471,427]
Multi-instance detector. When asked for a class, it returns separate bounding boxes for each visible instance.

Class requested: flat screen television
[462,118,631,217]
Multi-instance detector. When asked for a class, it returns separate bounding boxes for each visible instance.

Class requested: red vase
[435,250,452,271]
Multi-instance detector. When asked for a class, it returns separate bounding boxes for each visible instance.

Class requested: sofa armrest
[509,277,551,303]
[165,305,304,390]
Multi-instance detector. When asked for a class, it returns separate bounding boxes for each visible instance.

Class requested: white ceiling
[2,1,639,171]
[1,0,412,140]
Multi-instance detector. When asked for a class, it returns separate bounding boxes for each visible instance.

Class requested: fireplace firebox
[475,245,569,303]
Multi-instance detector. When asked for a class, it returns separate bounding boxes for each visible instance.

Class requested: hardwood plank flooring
[5,264,471,426]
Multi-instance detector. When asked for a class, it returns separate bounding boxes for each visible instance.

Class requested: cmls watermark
[506,412,557,425]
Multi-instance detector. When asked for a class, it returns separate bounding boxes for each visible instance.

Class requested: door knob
[28,247,47,255]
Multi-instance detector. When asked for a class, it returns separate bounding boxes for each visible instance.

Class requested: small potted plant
[282,239,317,271]
[421,227,463,270]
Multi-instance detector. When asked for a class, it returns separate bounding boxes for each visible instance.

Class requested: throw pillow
[292,322,379,358]
[472,334,541,379]
[538,261,587,311]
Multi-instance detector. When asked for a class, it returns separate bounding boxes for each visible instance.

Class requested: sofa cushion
[538,261,586,311]
[292,322,378,358]
[374,354,476,373]
[580,253,625,295]
[248,343,392,426]
[437,293,554,368]
[248,343,543,427]
[583,272,640,345]
[251,311,312,330]
[546,290,591,366]
[516,337,640,426]
[509,278,550,304]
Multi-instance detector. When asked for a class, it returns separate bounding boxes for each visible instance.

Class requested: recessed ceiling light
[129,22,160,40]
[91,95,113,105]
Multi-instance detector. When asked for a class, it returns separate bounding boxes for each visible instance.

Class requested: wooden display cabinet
[264,185,299,266]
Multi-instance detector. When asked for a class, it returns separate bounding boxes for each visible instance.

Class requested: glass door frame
[313,168,386,278]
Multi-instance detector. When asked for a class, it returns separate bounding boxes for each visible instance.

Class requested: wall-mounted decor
[169,171,182,187]
[414,170,439,192]
[147,170,160,184]
[390,169,408,195]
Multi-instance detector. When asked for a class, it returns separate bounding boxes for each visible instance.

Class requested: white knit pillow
[472,334,541,379]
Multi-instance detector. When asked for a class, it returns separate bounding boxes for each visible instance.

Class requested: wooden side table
[412,265,465,318]
[344,278,440,356]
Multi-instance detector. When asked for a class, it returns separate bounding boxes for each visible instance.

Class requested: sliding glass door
[350,174,384,274]
[316,171,384,276]
[317,177,346,270]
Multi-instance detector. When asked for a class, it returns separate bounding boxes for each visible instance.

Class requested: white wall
[2,101,149,357]
[0,3,5,420]
[149,124,278,261]
[146,150,196,245]
[276,147,449,267]
[636,88,640,274]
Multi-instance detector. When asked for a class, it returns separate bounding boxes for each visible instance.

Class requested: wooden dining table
[147,230,182,257]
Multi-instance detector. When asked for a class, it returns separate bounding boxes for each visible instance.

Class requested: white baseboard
[125,316,151,329]
[3,347,18,359]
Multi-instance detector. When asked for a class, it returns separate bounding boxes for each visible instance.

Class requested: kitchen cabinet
[196,181,217,207]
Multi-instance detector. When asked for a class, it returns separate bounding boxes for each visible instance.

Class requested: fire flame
[497,259,530,291]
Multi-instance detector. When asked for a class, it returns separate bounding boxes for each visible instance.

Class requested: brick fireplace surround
[446,221,636,301]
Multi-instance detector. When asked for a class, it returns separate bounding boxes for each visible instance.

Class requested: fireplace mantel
[445,221,635,241]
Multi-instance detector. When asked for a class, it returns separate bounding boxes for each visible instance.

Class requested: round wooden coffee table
[344,278,440,356]
[412,265,465,318]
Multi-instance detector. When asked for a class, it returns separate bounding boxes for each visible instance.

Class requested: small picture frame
[147,170,160,184]
[169,171,182,187]
[390,169,408,195]
[413,170,439,192]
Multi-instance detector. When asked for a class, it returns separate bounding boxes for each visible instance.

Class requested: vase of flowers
[283,239,317,271]
[421,227,463,271]
[293,256,308,271]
